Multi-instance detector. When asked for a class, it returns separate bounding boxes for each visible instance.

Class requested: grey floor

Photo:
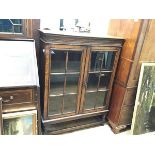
[66,123,131,135]
[66,123,155,136]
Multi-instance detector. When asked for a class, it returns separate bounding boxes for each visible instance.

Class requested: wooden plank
[108,19,142,60]
[43,45,50,119]
[131,63,155,135]
[44,110,108,125]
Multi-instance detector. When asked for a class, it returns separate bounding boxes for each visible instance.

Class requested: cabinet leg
[108,120,128,134]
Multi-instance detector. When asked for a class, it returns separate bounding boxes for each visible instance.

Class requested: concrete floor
[66,123,155,135]
[66,123,131,135]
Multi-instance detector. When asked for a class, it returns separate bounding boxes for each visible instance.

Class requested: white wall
[40,18,110,35]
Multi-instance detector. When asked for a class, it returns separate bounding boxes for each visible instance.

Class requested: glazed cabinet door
[0,97,3,134]
[80,47,120,113]
[44,45,86,119]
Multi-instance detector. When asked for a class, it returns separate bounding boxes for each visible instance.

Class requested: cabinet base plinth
[42,115,106,135]
[108,120,130,134]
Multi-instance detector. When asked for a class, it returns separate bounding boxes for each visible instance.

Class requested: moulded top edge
[39,29,125,41]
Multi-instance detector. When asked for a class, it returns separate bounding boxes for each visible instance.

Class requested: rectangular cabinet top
[39,30,125,47]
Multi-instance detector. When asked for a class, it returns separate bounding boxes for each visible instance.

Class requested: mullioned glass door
[47,47,85,118]
[81,48,117,113]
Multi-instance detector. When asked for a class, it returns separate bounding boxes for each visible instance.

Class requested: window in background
[0,19,22,34]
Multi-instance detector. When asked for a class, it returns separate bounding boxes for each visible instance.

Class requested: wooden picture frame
[131,63,155,135]
[2,110,37,135]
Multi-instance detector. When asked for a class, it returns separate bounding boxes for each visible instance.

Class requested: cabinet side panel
[115,58,132,86]
[119,105,135,125]
[108,83,126,124]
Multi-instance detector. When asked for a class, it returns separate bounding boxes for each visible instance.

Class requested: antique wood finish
[0,89,33,105]
[108,19,155,133]
[39,30,124,134]
[80,47,121,114]
[43,114,106,135]
[43,44,87,120]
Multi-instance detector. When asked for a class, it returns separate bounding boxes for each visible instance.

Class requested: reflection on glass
[102,52,115,70]
[48,96,63,115]
[67,51,81,72]
[65,74,79,94]
[84,91,107,109]
[51,50,66,73]
[86,73,99,91]
[90,52,103,71]
[63,94,77,113]
[99,73,111,90]
[95,91,107,107]
[84,92,96,109]
[50,75,64,95]
[90,51,115,71]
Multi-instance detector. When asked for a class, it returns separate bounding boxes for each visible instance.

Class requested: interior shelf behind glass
[90,51,115,72]
[86,72,111,92]
[50,49,82,73]
[84,91,108,110]
[49,73,80,96]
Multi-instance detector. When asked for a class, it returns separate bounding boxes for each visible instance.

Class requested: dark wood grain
[39,31,124,134]
[107,19,155,133]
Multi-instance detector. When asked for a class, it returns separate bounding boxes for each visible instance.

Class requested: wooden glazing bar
[61,51,68,114]
[94,53,105,109]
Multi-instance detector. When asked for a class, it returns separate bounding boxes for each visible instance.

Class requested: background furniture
[107,19,155,133]
[0,39,40,135]
[39,30,124,134]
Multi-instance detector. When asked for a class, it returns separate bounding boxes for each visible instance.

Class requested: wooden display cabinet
[0,39,40,135]
[39,30,124,134]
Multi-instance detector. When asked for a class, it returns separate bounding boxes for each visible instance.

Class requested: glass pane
[90,51,115,72]
[14,25,22,33]
[84,91,107,110]
[90,52,103,72]
[63,94,77,113]
[84,92,96,109]
[86,73,99,91]
[101,52,115,70]
[51,50,66,73]
[50,75,64,95]
[11,19,22,24]
[48,96,63,115]
[65,74,79,94]
[0,19,22,33]
[0,19,12,32]
[95,91,107,108]
[99,72,111,90]
[67,51,81,72]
